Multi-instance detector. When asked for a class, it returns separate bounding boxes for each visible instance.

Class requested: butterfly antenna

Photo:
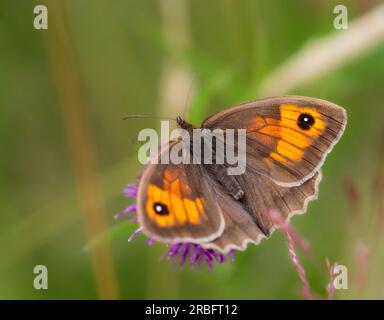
[123,115,176,121]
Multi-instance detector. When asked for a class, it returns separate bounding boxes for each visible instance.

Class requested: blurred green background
[1,0,384,299]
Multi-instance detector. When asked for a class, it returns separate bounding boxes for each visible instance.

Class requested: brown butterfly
[136,96,347,254]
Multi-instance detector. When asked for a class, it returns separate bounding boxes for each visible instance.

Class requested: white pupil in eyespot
[155,205,162,212]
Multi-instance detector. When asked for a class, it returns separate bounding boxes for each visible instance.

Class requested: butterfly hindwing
[236,169,322,235]
[200,169,321,253]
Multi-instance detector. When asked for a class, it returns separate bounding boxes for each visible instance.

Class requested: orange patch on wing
[247,104,326,163]
[183,198,202,224]
[247,116,267,131]
[247,118,277,149]
[164,167,181,181]
[276,140,304,161]
[270,152,287,163]
[260,125,310,149]
[146,181,206,228]
[280,104,325,131]
[146,184,175,227]
[169,179,188,224]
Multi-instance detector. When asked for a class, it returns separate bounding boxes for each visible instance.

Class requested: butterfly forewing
[202,96,346,186]
[137,141,225,243]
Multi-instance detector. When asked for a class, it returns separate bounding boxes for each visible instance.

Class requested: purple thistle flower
[147,238,155,246]
[128,226,143,242]
[163,242,233,270]
[118,178,235,270]
[123,184,138,199]
[114,204,137,219]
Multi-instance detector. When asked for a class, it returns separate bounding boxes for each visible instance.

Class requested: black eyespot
[153,202,169,216]
[297,113,315,130]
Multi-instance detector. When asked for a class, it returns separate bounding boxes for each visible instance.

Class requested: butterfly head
[176,116,194,130]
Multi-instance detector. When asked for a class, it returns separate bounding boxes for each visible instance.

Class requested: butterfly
[136,96,347,253]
